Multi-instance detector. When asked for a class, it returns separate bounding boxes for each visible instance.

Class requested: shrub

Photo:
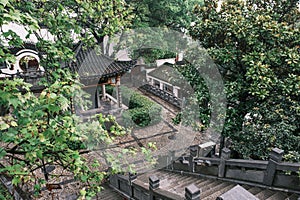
[120,86,162,127]
[120,86,134,107]
[122,104,162,127]
[105,85,114,95]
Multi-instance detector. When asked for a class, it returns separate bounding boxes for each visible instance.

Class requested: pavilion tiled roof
[73,43,136,82]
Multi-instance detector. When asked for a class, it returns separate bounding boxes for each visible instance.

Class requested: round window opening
[19,56,39,72]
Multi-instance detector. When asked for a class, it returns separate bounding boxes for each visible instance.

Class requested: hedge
[122,104,162,127]
[102,85,162,127]
[119,86,162,127]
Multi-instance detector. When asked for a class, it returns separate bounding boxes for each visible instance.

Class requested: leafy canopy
[0,0,136,198]
[189,0,300,160]
[126,0,204,63]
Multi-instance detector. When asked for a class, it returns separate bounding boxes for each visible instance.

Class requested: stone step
[266,192,289,200]
[163,173,187,182]
[241,184,251,190]
[193,179,213,190]
[97,186,124,200]
[163,176,195,191]
[170,177,203,195]
[201,181,230,198]
[248,186,263,195]
[172,175,194,184]
[169,178,209,197]
[153,172,185,190]
[172,176,198,188]
[134,170,298,200]
[200,180,224,197]
[196,179,216,190]
[255,189,276,199]
[138,170,176,182]
[154,170,174,177]
[138,171,184,190]
[202,183,236,200]
[285,194,300,200]
[99,193,123,200]
[155,171,183,180]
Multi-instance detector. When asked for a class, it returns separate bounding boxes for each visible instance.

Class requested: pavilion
[71,43,136,115]
[0,41,136,115]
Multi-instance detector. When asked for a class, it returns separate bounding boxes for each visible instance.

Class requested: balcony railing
[0,69,44,84]
[0,69,45,92]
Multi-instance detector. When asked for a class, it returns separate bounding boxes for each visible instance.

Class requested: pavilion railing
[0,69,45,86]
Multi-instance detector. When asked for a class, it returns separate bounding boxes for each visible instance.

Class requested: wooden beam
[81,83,104,89]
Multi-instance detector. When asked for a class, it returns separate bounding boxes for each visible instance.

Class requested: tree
[0,0,136,198]
[189,0,300,160]
[125,0,204,63]
[129,0,201,30]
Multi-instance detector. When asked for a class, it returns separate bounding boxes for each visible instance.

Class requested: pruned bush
[120,86,162,127]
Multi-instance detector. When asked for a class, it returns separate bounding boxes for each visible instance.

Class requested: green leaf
[49,93,57,99]
[12,177,21,186]
[0,148,6,158]
[39,134,45,142]
[8,97,20,108]
[80,188,87,197]
[80,175,88,182]
[0,123,9,130]
[0,0,8,6]
[36,150,43,159]
[10,121,17,127]
[0,0,145,198]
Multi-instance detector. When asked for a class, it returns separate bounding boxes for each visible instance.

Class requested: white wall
[0,49,44,78]
[156,58,176,66]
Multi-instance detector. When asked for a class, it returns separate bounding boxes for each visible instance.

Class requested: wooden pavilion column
[101,84,106,100]
[116,75,122,108]
[95,87,101,108]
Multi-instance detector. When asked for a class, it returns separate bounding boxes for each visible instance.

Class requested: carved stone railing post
[189,146,198,172]
[185,184,200,200]
[263,148,284,186]
[128,173,137,198]
[109,174,119,189]
[218,148,231,178]
[167,150,175,170]
[149,175,159,200]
